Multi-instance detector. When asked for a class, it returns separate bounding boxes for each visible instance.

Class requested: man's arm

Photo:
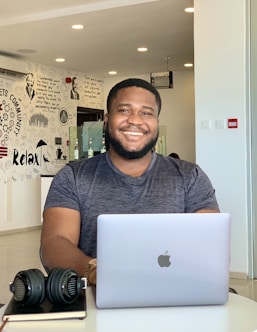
[40,207,92,277]
[196,209,220,213]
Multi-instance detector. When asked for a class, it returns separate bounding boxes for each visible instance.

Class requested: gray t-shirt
[44,152,219,257]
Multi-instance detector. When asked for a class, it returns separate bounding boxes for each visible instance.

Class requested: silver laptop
[96,213,231,309]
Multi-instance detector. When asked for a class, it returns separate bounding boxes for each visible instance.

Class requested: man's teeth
[124,131,144,136]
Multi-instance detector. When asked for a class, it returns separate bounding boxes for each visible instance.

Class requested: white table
[1,287,257,332]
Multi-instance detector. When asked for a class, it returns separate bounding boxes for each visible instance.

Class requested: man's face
[72,79,78,92]
[26,78,34,93]
[105,86,159,159]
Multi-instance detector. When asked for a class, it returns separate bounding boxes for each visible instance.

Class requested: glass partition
[69,121,104,161]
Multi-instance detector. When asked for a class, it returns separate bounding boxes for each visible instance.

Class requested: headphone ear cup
[10,269,46,306]
[46,268,82,305]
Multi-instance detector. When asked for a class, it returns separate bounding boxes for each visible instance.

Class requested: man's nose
[127,111,144,124]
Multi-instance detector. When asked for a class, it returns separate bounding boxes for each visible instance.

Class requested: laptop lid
[96,213,231,309]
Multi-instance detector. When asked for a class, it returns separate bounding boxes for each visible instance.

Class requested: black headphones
[9,268,86,306]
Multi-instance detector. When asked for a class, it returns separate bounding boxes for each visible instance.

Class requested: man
[26,73,36,101]
[41,78,219,285]
[70,76,80,100]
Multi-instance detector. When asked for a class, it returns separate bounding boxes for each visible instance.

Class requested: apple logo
[157,251,171,267]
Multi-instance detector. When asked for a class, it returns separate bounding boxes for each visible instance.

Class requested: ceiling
[0,0,194,79]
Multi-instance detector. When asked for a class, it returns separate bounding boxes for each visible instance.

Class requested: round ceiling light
[55,58,65,63]
[137,47,148,52]
[184,7,194,13]
[184,63,194,68]
[72,24,84,30]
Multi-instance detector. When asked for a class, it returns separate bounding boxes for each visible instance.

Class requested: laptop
[96,213,231,309]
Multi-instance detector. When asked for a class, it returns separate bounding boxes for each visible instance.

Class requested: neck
[108,148,153,177]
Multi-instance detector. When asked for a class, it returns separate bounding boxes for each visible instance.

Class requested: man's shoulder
[156,154,196,173]
[67,153,107,174]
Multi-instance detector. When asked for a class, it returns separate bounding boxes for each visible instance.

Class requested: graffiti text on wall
[12,139,49,166]
[36,77,61,112]
[0,88,22,159]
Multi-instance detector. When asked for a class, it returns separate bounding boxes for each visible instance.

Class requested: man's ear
[104,113,109,124]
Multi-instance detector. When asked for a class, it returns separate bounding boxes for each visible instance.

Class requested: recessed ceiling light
[55,58,65,63]
[72,24,84,30]
[184,7,194,13]
[108,71,117,75]
[137,47,148,52]
[184,63,194,68]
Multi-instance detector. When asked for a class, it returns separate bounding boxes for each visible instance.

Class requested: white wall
[194,0,249,276]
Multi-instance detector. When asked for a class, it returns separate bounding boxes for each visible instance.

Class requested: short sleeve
[184,165,219,212]
[44,165,80,212]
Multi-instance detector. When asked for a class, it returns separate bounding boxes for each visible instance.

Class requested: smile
[123,131,144,136]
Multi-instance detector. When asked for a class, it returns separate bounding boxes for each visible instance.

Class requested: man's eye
[141,111,153,117]
[119,109,130,114]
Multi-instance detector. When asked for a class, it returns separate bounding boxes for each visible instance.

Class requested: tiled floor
[229,277,257,301]
[0,229,257,305]
[0,229,43,304]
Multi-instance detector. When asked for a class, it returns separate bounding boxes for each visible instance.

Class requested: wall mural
[0,88,22,158]
[0,62,104,183]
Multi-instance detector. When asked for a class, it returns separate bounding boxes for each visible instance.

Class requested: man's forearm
[40,237,92,277]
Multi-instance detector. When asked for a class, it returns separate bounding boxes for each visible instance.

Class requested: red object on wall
[65,77,72,83]
[227,118,238,129]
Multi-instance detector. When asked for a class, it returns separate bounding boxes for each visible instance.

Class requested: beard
[105,124,159,160]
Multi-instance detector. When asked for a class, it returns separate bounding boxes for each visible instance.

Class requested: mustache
[104,124,159,160]
[120,125,147,133]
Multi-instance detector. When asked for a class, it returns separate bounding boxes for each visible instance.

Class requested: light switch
[215,119,225,129]
[200,120,211,129]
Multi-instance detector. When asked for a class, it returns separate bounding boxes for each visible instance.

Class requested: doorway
[77,107,104,126]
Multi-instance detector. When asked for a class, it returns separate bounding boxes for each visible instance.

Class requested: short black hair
[168,152,180,159]
[106,78,162,114]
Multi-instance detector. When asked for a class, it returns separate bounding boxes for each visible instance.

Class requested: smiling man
[105,80,160,176]
[40,78,219,285]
